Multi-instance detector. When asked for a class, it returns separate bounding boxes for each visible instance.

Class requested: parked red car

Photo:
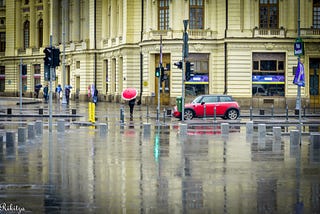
[173,94,240,120]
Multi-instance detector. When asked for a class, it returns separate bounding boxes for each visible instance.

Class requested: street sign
[294,38,304,56]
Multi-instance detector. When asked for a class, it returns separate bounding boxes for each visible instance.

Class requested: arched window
[38,19,43,47]
[23,20,30,50]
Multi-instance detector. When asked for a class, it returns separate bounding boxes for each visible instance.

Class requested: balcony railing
[253,28,286,38]
[301,28,320,37]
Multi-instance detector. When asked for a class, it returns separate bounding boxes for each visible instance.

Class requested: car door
[216,96,231,115]
[200,96,218,116]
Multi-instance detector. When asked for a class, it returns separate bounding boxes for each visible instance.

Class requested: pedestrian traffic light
[161,66,168,82]
[52,48,61,67]
[155,67,160,77]
[43,47,53,67]
[174,61,183,69]
[186,61,194,81]
[44,64,50,81]
[22,64,27,75]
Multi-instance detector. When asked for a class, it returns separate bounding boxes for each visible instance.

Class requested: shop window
[185,53,209,97]
[252,53,285,96]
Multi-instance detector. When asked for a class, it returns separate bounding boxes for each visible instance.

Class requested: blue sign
[294,38,304,56]
[293,60,305,87]
[252,75,285,84]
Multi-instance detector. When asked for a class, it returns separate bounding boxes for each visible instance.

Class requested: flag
[293,60,305,87]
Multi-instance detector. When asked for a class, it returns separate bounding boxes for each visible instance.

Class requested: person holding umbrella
[121,88,138,118]
[128,98,136,118]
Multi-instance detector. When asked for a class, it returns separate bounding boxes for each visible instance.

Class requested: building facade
[0,0,320,108]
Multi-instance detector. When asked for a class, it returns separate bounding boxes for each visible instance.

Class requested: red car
[173,94,240,120]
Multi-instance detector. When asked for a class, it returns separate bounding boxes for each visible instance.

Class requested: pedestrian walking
[65,86,70,104]
[43,85,49,102]
[128,98,136,118]
[55,84,62,101]
[93,88,98,104]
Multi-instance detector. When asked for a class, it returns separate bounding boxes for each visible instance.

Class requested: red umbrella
[121,88,138,101]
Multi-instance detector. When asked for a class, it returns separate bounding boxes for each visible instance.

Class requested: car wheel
[226,109,239,120]
[184,109,194,120]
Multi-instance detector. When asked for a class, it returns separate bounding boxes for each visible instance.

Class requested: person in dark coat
[65,87,70,104]
[128,98,136,118]
[43,85,49,102]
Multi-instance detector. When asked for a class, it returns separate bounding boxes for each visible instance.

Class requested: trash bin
[176,96,182,112]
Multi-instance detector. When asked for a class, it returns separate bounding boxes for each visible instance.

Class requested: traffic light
[161,66,168,82]
[43,47,53,67]
[52,48,61,67]
[44,64,50,81]
[185,61,194,81]
[22,64,27,75]
[155,67,160,77]
[174,61,183,69]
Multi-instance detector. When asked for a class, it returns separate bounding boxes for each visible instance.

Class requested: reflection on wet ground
[0,100,319,213]
[0,121,319,213]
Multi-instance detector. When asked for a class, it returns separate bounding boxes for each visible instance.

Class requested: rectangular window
[189,0,204,29]
[259,0,278,29]
[252,53,285,97]
[158,0,169,30]
[34,64,41,86]
[0,32,5,52]
[314,0,320,28]
[0,66,5,92]
[185,53,209,97]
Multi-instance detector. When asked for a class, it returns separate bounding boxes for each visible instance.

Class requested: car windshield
[191,96,203,104]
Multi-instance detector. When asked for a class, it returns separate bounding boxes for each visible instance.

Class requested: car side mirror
[201,101,205,105]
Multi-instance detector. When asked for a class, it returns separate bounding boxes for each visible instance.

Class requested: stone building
[0,0,319,108]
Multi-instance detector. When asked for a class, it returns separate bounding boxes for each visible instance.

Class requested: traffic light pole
[181,20,189,122]
[49,35,53,133]
[157,35,163,124]
[61,0,67,105]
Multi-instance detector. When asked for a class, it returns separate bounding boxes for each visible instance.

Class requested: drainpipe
[224,0,228,95]
[139,0,144,103]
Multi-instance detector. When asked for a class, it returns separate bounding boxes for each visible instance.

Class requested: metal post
[19,59,23,114]
[61,0,67,104]
[181,20,188,122]
[250,106,253,121]
[157,35,162,124]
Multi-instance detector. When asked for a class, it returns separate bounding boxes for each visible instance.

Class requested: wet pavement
[0,98,320,213]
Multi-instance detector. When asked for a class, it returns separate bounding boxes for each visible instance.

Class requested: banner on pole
[293,60,305,87]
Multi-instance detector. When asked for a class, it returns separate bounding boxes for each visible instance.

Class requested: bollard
[203,105,206,120]
[179,123,188,136]
[271,105,274,118]
[214,106,216,122]
[6,131,16,147]
[120,106,124,124]
[249,106,253,121]
[39,108,43,115]
[143,123,151,137]
[286,105,289,121]
[35,120,43,136]
[18,127,27,143]
[258,124,266,140]
[221,123,229,136]
[246,121,254,136]
[290,130,300,147]
[57,119,65,132]
[163,109,166,124]
[99,123,108,136]
[273,127,281,143]
[28,123,35,140]
[310,133,320,149]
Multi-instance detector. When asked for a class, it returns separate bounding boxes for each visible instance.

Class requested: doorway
[309,58,320,110]
[155,54,171,105]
